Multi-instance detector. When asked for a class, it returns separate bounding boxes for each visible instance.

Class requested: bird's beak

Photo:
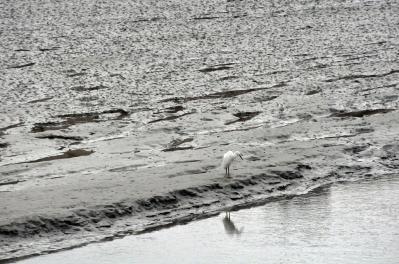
[239,154,243,160]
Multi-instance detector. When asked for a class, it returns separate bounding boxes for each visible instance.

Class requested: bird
[222,211,244,235]
[222,150,243,177]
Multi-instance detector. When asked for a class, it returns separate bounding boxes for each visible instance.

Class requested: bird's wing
[222,151,235,168]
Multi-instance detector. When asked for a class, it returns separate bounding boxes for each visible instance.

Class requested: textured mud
[1,0,399,262]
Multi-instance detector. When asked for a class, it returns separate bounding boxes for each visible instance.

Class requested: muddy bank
[0,169,389,263]
[1,0,399,261]
[14,176,399,264]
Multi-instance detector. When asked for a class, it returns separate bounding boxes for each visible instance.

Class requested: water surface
[19,176,399,264]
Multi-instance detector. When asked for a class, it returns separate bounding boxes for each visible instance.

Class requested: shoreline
[16,174,399,264]
[0,170,392,263]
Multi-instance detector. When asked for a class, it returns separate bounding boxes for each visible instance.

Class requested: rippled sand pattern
[0,0,399,261]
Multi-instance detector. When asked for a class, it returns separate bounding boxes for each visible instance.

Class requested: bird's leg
[225,168,228,177]
[227,166,230,177]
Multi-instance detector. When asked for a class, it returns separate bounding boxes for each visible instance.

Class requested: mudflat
[1,0,398,261]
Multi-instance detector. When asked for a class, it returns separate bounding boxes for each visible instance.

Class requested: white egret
[222,150,243,177]
[223,211,244,235]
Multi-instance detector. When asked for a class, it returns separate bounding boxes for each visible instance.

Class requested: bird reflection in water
[222,211,244,236]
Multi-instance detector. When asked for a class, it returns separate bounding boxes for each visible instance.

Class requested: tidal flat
[1,0,398,261]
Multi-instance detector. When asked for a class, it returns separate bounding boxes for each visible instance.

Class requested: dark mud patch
[31,122,70,133]
[275,134,290,140]
[131,17,165,23]
[163,146,194,152]
[39,47,60,52]
[31,109,129,133]
[194,88,262,100]
[161,82,287,103]
[163,138,194,152]
[71,85,107,92]
[78,96,100,102]
[254,70,288,76]
[218,75,238,81]
[0,142,10,148]
[28,97,53,104]
[163,105,184,113]
[383,95,399,102]
[343,145,369,154]
[225,111,261,125]
[362,83,398,92]
[355,127,374,134]
[381,144,399,162]
[0,123,24,136]
[324,69,399,82]
[296,113,313,121]
[382,144,399,153]
[0,123,24,132]
[296,164,312,171]
[108,164,145,173]
[149,112,193,124]
[109,73,125,79]
[199,63,235,73]
[193,15,221,20]
[319,134,358,140]
[330,109,395,118]
[175,189,199,197]
[58,109,128,120]
[35,135,84,141]
[253,95,279,103]
[306,89,321,95]
[270,170,303,180]
[26,149,94,163]
[7,62,35,69]
[336,165,371,176]
[293,53,310,57]
[173,159,201,164]
[66,71,87,77]
[0,180,23,187]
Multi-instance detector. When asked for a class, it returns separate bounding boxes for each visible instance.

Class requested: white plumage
[222,150,243,177]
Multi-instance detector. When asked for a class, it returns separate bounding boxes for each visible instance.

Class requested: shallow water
[18,176,399,264]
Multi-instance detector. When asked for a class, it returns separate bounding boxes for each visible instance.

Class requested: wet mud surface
[1,0,399,261]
